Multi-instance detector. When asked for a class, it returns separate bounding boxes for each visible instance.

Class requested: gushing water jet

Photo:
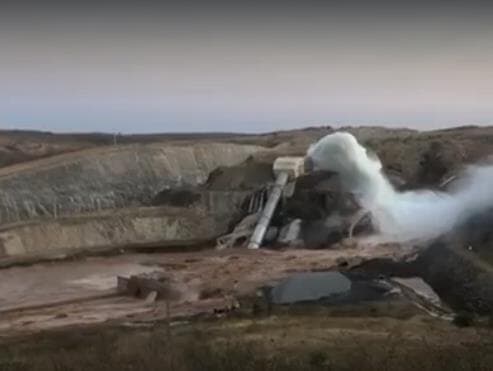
[306,132,493,243]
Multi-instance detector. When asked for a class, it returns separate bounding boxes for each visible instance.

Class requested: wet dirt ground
[0,242,418,336]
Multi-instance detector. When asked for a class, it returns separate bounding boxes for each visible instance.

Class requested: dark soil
[204,157,274,191]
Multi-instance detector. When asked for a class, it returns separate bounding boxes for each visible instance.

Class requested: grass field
[1,312,492,371]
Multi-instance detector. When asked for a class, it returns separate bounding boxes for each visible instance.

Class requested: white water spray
[306,132,493,243]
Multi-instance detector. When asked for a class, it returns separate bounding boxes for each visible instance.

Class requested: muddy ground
[0,243,416,335]
[0,236,492,370]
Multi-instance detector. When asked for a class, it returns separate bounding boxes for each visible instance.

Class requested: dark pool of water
[264,271,393,305]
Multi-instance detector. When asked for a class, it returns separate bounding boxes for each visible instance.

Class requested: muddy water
[266,272,391,305]
[262,271,451,320]
[0,258,163,312]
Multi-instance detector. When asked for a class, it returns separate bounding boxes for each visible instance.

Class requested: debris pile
[212,163,374,250]
[216,212,260,249]
[117,273,181,302]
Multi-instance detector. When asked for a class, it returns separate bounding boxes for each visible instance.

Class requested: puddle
[262,271,451,318]
[266,271,392,305]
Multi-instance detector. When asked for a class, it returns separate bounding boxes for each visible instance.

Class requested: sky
[1,0,493,133]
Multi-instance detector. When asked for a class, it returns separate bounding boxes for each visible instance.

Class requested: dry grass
[1,314,492,371]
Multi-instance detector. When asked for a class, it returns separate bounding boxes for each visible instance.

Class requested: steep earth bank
[0,143,262,225]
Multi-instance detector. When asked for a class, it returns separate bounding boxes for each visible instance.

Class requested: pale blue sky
[1,1,492,133]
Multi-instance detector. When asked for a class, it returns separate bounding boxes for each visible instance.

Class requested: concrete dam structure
[0,142,264,226]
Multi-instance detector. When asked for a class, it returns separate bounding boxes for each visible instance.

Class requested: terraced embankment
[0,190,255,266]
[0,210,213,266]
[0,142,263,226]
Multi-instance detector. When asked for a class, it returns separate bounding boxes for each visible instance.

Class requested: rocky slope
[0,142,263,225]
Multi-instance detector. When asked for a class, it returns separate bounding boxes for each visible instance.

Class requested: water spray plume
[306,132,493,243]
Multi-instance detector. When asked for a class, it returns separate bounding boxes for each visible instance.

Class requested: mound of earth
[151,188,203,208]
[204,157,275,191]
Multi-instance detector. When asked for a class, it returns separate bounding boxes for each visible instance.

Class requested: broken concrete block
[145,291,158,303]
[298,215,348,248]
[116,275,180,301]
[216,213,260,249]
[117,276,130,293]
[278,219,303,247]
